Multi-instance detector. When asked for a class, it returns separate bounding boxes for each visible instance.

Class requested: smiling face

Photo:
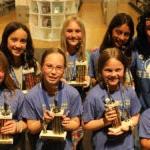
[102,58,124,91]
[65,20,82,49]
[112,24,130,49]
[41,53,65,86]
[7,28,27,58]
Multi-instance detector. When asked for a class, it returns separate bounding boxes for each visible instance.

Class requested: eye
[66,29,73,33]
[20,39,27,44]
[75,29,81,33]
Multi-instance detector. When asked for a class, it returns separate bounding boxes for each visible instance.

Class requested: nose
[71,31,76,37]
[111,71,118,77]
[51,67,57,74]
[15,41,22,48]
[118,33,126,41]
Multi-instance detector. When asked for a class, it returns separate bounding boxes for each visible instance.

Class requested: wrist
[103,118,111,127]
[16,121,23,133]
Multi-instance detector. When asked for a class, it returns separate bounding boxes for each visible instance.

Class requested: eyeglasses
[44,64,64,73]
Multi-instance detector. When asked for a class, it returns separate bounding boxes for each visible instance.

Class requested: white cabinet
[29,0,79,41]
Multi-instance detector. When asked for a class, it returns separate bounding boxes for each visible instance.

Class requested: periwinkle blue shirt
[131,50,150,110]
[89,49,99,78]
[0,89,25,150]
[22,82,83,150]
[82,84,141,150]
[139,108,150,139]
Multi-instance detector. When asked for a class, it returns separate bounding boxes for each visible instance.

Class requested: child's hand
[0,120,17,134]
[104,108,118,126]
[83,76,91,88]
[43,110,55,123]
[107,120,132,136]
[107,126,123,136]
[62,115,71,130]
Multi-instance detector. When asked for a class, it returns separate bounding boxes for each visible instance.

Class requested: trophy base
[67,81,87,86]
[0,138,13,144]
[39,130,67,141]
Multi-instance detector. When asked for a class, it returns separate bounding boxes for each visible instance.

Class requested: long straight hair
[100,13,134,58]
[61,16,86,61]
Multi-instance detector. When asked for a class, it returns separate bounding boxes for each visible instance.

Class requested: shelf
[29,0,79,41]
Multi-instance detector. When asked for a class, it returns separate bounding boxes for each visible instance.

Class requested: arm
[27,120,42,134]
[62,116,80,131]
[83,108,118,131]
[141,139,150,150]
[0,120,27,134]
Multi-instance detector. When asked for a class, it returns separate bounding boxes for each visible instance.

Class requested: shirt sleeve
[139,109,150,138]
[22,94,41,120]
[68,88,83,118]
[129,88,141,116]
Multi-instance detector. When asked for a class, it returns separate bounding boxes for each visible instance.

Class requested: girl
[0,51,26,150]
[22,48,82,150]
[82,47,141,150]
[132,10,150,110]
[61,15,90,90]
[0,22,41,93]
[89,13,134,86]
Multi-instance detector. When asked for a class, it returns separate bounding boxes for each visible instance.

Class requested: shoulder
[63,83,80,96]
[86,84,104,99]
[26,83,41,98]
[142,109,150,118]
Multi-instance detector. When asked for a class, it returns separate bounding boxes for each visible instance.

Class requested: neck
[13,56,22,67]
[43,80,58,95]
[67,45,78,56]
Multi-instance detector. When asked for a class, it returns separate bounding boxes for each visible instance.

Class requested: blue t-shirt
[139,108,150,139]
[22,82,83,150]
[131,50,150,110]
[0,89,25,150]
[89,49,99,78]
[82,84,141,150]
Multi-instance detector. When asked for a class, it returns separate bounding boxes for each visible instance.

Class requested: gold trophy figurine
[0,103,13,144]
[105,83,121,128]
[40,101,68,140]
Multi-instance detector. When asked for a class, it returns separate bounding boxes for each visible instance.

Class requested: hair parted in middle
[60,15,86,61]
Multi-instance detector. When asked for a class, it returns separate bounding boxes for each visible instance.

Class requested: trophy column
[40,102,68,140]
[0,103,13,144]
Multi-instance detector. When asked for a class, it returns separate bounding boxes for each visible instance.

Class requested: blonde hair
[61,15,86,61]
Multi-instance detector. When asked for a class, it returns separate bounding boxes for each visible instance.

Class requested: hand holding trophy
[0,102,13,144]
[40,100,69,140]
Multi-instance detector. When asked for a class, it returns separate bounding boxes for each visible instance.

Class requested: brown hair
[41,48,67,68]
[0,51,17,90]
[61,15,86,61]
[98,47,129,83]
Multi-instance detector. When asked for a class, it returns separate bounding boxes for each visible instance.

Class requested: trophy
[76,61,86,83]
[0,103,13,144]
[40,100,68,141]
[66,60,87,86]
[105,83,121,128]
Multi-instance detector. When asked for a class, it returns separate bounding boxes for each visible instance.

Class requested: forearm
[83,118,110,131]
[27,120,42,134]
[16,120,27,133]
[65,117,80,131]
[141,139,150,150]
[130,113,140,128]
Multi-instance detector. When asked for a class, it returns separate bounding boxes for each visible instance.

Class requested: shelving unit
[129,0,150,14]
[29,0,80,41]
